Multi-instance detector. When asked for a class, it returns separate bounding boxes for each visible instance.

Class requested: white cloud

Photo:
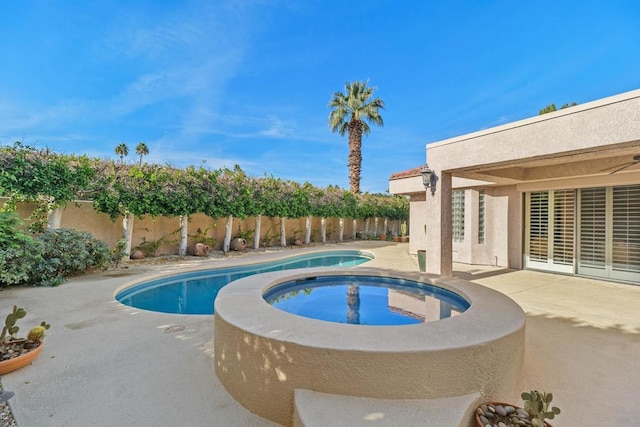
[0,100,90,132]
[97,2,251,120]
[259,115,292,138]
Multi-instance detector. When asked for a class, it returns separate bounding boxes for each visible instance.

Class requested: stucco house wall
[390,87,640,282]
[389,173,425,255]
[408,193,426,255]
[449,186,520,269]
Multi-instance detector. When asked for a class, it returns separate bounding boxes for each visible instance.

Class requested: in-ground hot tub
[214,268,525,426]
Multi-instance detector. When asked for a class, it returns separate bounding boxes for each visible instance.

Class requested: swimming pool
[115,250,372,314]
[264,275,470,325]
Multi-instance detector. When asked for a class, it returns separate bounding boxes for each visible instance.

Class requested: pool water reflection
[263,275,470,325]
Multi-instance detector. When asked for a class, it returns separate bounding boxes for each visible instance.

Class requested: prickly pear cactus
[1,306,27,343]
[522,390,561,425]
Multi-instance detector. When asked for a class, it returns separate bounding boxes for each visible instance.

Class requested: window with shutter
[612,185,640,275]
[579,187,606,270]
[525,190,575,273]
[553,190,575,266]
[528,191,549,263]
[577,184,640,283]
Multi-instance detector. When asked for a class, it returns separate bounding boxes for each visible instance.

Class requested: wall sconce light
[421,164,437,196]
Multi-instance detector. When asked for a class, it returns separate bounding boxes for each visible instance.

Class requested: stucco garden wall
[2,198,383,255]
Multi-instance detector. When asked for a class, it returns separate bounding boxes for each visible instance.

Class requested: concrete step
[293,389,481,427]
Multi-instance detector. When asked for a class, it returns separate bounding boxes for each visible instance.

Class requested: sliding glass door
[578,185,640,282]
[525,190,575,274]
[525,185,640,284]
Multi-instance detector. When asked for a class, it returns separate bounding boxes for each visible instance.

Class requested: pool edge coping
[214,266,526,352]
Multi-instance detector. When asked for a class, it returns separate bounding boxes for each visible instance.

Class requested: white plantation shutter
[612,185,640,275]
[524,185,638,284]
[553,190,575,266]
[528,191,548,263]
[578,187,607,271]
[578,185,640,282]
[525,190,575,273]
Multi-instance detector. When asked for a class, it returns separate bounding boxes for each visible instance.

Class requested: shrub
[0,212,43,287]
[134,233,177,257]
[190,227,217,248]
[135,236,163,258]
[111,239,127,268]
[32,228,111,286]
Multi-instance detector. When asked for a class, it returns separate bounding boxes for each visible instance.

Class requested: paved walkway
[1,242,639,426]
[453,264,640,426]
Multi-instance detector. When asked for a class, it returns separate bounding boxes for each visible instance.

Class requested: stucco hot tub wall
[214,267,525,426]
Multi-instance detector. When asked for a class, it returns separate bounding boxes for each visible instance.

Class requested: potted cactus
[475,390,560,426]
[0,306,50,375]
[400,221,409,242]
[522,391,561,426]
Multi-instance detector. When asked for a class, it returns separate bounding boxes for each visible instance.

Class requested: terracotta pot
[379,234,387,241]
[195,243,210,256]
[231,238,247,251]
[393,236,401,242]
[292,238,302,246]
[130,249,144,260]
[475,402,551,427]
[0,342,44,375]
[401,236,409,242]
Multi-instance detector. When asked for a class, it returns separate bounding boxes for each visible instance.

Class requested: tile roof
[389,166,423,180]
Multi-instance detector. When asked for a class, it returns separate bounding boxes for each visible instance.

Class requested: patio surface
[1,241,639,426]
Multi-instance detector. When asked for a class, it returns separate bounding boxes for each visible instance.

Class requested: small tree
[539,102,577,115]
[115,143,129,164]
[135,142,149,166]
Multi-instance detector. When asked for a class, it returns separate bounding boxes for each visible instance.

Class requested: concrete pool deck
[1,241,639,426]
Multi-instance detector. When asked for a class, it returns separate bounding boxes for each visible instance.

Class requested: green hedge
[1,143,409,223]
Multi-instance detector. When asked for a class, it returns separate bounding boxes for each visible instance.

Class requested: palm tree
[135,142,149,166]
[115,143,129,165]
[328,80,384,194]
[346,283,361,324]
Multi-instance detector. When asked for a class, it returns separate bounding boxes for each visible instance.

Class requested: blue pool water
[264,275,470,325]
[115,251,372,315]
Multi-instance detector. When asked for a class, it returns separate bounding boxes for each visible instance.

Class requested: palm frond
[328,80,384,133]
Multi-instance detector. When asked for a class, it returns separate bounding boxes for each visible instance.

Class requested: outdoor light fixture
[421,164,437,196]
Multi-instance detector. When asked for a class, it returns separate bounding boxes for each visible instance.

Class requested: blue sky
[1,1,639,193]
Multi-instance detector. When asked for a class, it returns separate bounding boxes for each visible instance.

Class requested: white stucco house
[390,88,640,285]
